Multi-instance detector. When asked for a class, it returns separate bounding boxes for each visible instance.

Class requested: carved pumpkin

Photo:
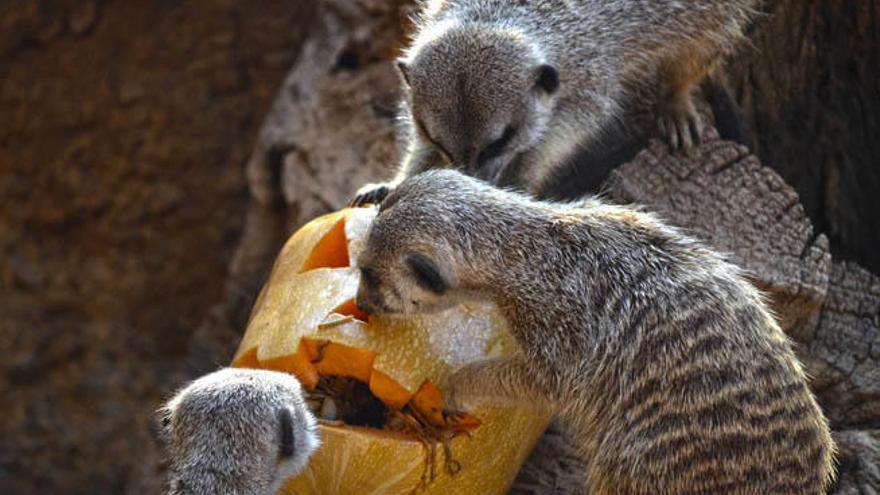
[232,207,550,494]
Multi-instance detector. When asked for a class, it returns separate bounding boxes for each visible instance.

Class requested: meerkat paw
[440,377,476,418]
[656,90,703,153]
[440,406,473,431]
[351,182,393,206]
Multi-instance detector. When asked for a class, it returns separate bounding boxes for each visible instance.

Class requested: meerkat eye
[405,253,447,294]
[415,119,453,161]
[360,266,379,287]
[477,125,517,165]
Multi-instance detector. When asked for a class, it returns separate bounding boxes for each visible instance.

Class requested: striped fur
[356,170,836,494]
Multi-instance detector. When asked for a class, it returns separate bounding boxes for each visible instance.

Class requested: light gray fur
[356,170,835,494]
[159,368,319,495]
[354,0,758,204]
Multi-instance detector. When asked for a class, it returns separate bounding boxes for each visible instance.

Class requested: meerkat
[355,170,836,494]
[352,0,759,204]
[159,368,319,495]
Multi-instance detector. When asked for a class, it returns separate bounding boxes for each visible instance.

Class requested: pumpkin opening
[305,375,472,488]
[309,376,389,428]
[301,218,350,271]
[330,298,369,322]
[232,342,479,433]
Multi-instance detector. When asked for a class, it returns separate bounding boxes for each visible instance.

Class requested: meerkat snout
[160,368,319,495]
[356,200,469,317]
[357,250,459,316]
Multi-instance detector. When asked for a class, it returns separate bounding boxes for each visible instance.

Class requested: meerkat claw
[658,115,679,150]
[678,110,704,153]
[658,106,703,154]
[687,112,702,148]
[351,184,391,207]
[679,115,694,151]
[656,84,704,155]
[441,408,468,426]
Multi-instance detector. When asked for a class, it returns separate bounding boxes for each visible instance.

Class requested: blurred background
[0,1,877,493]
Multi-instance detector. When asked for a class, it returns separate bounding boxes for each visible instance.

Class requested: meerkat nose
[355,292,375,316]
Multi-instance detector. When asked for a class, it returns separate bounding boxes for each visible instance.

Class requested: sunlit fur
[160,368,319,495]
[357,170,836,494]
[355,0,759,202]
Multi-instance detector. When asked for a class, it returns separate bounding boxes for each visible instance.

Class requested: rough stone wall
[0,1,315,493]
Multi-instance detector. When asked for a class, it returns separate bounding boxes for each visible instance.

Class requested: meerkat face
[160,368,319,495]
[400,25,560,184]
[357,248,463,315]
[355,201,470,315]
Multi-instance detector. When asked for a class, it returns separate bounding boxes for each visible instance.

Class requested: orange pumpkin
[232,207,551,494]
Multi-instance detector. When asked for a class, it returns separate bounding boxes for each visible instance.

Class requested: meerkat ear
[405,253,447,294]
[535,64,560,94]
[396,59,411,86]
[278,406,296,458]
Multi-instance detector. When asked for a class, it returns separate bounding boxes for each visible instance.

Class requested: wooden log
[603,136,832,342]
[832,429,880,494]
[803,261,880,426]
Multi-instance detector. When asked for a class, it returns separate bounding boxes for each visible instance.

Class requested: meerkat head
[159,368,319,495]
[399,23,560,184]
[356,170,516,316]
[355,211,464,315]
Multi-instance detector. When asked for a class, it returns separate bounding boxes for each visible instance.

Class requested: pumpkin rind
[232,207,551,495]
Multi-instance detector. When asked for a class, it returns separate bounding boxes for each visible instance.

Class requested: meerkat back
[353,170,836,495]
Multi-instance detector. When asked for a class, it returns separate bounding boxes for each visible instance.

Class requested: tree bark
[726,0,880,275]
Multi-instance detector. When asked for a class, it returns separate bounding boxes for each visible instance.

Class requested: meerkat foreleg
[441,356,552,417]
[499,123,594,195]
[655,55,720,152]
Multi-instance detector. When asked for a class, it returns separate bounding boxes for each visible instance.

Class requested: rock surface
[0,1,314,492]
